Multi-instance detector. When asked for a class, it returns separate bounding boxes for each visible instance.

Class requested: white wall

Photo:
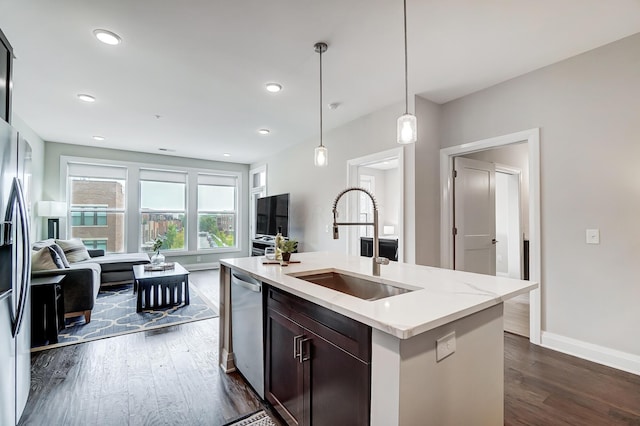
[358,166,401,236]
[382,167,400,233]
[440,33,640,362]
[252,100,435,263]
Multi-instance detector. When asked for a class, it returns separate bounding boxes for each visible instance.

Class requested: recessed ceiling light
[92,135,105,141]
[223,153,231,157]
[77,94,96,103]
[258,129,270,135]
[265,83,282,93]
[93,29,122,45]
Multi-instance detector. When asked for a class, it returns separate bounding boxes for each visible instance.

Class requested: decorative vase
[151,251,165,265]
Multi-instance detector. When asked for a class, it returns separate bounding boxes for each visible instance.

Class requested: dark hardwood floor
[504,333,640,425]
[19,269,640,425]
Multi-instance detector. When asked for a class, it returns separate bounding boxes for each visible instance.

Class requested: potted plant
[151,236,166,265]
[278,239,298,264]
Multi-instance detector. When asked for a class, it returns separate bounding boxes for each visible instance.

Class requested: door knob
[491,238,498,244]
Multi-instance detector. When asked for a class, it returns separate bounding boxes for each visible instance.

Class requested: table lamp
[37,201,67,239]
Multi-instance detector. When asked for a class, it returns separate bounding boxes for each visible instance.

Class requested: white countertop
[220,251,537,339]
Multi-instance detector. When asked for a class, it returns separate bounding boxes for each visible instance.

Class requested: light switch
[586,229,600,245]
[436,331,456,362]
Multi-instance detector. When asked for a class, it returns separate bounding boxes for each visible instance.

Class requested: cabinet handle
[299,337,312,363]
[293,334,304,359]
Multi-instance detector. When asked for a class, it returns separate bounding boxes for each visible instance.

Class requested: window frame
[60,156,244,256]
[196,174,239,251]
[139,170,188,253]
[66,165,128,254]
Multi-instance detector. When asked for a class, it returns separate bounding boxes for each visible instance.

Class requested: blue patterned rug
[31,282,218,351]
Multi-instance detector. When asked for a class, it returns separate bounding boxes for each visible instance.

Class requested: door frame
[439,128,541,344]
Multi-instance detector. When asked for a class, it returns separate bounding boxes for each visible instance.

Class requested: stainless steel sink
[292,271,414,301]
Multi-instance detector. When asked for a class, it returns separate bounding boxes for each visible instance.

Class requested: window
[68,163,126,253]
[63,156,243,255]
[71,205,107,226]
[81,238,108,251]
[197,173,237,249]
[140,169,187,252]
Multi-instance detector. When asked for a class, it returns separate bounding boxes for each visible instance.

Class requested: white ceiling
[1,1,639,164]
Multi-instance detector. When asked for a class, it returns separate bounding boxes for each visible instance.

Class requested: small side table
[31,274,65,347]
[133,263,190,313]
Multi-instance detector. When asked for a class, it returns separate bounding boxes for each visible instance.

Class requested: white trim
[541,331,640,376]
[249,164,267,247]
[347,147,405,262]
[439,128,541,345]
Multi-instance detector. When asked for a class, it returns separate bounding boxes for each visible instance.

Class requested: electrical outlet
[197,256,202,262]
[586,229,600,245]
[436,331,456,362]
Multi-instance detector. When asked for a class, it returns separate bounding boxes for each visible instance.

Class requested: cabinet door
[265,307,309,425]
[307,331,370,425]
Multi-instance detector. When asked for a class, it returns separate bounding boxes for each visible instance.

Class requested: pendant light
[397,0,417,144]
[314,42,328,167]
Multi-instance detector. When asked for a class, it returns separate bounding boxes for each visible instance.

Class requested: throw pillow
[31,247,65,271]
[32,238,57,251]
[49,243,71,268]
[54,238,91,263]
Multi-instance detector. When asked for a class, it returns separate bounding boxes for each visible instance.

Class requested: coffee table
[132,263,190,312]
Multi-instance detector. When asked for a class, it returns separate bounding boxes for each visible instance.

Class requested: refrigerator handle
[7,178,31,337]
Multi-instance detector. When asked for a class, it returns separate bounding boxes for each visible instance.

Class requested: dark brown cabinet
[265,286,371,426]
[0,28,14,124]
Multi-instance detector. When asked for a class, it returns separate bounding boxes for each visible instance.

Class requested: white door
[453,157,496,275]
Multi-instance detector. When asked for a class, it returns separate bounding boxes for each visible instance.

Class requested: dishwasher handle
[231,272,261,293]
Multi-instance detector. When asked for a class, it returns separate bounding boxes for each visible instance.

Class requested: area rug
[223,410,277,426]
[31,282,218,352]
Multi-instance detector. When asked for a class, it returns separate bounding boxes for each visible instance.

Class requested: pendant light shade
[314,42,328,167]
[397,0,417,145]
[314,145,328,167]
[397,113,417,144]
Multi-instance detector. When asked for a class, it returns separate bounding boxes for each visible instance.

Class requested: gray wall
[43,142,250,267]
[440,33,640,357]
[414,96,442,267]
[251,100,442,263]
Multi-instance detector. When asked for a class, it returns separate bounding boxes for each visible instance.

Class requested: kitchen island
[219,251,537,425]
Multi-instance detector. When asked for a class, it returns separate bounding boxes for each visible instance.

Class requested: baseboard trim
[541,331,640,376]
[182,262,220,271]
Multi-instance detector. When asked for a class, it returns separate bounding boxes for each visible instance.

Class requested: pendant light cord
[403,0,409,115]
[319,47,324,148]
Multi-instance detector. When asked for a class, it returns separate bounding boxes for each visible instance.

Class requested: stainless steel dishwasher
[231,270,264,399]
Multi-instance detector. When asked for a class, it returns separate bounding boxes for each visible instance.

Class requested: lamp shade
[36,201,67,218]
[314,145,328,167]
[397,113,417,144]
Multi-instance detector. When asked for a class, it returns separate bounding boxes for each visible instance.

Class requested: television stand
[251,237,297,256]
[251,238,275,256]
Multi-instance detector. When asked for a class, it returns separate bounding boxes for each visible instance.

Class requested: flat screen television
[256,193,289,237]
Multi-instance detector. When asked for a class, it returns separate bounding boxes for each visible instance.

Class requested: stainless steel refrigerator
[0,118,32,426]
